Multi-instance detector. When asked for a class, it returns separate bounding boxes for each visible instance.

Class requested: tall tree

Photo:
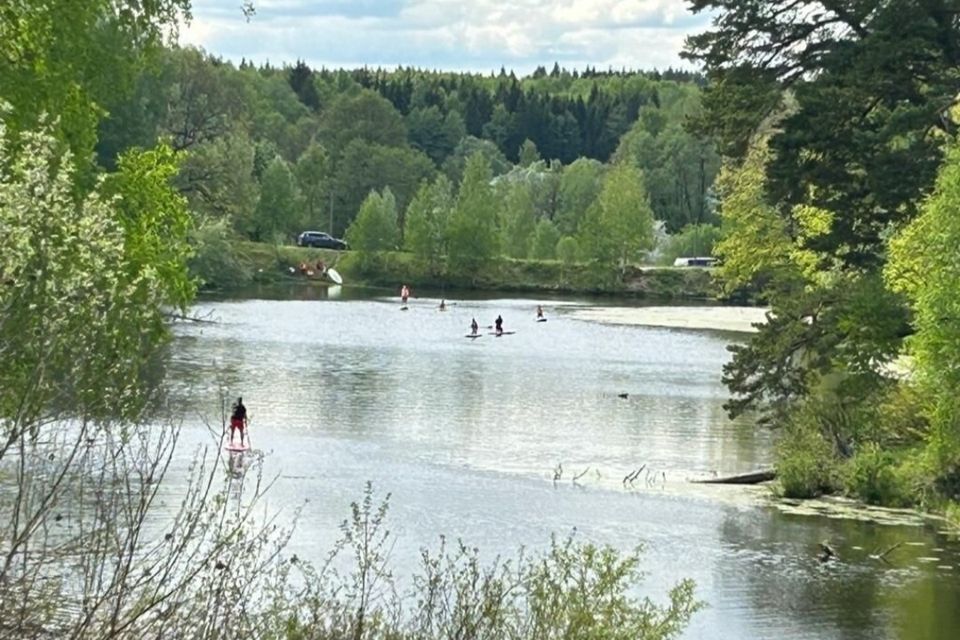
[177,129,259,229]
[530,218,560,260]
[288,60,320,111]
[320,89,407,156]
[556,158,605,235]
[886,144,960,463]
[684,0,950,428]
[447,153,499,277]
[0,0,190,166]
[406,106,464,166]
[332,140,435,236]
[578,163,655,275]
[518,139,541,167]
[499,181,537,259]
[404,175,454,273]
[250,156,301,241]
[296,142,331,228]
[346,188,400,255]
[685,0,960,267]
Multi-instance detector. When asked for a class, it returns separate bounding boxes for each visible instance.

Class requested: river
[167,286,959,639]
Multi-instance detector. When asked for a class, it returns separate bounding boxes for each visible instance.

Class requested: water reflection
[162,292,959,639]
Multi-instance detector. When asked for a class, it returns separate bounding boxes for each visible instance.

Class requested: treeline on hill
[93,48,721,287]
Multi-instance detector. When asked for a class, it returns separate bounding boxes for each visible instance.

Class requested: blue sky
[180,0,711,73]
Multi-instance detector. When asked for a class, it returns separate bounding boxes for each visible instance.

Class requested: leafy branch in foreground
[275,484,703,640]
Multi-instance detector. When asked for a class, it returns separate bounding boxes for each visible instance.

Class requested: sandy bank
[568,305,769,333]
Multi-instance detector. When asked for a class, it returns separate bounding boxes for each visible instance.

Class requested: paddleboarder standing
[470,318,479,335]
[495,315,504,336]
[230,397,247,446]
[401,284,410,305]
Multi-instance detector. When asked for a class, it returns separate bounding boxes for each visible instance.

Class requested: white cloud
[181,0,709,72]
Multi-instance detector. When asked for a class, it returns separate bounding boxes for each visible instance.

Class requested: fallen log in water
[691,469,776,485]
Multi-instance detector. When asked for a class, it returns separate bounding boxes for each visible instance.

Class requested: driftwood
[691,469,776,485]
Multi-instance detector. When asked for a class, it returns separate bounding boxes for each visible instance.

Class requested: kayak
[326,268,343,285]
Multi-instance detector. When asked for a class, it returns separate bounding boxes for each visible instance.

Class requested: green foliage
[403,176,454,273]
[0,0,190,168]
[296,142,330,226]
[275,485,702,640]
[252,156,302,242]
[615,113,720,232]
[447,154,499,278]
[887,144,960,466]
[530,219,560,261]
[0,119,192,428]
[347,188,401,262]
[333,140,435,237]
[102,142,195,310]
[556,157,605,235]
[556,236,579,265]
[578,162,655,276]
[843,445,907,506]
[518,138,541,167]
[775,408,839,499]
[660,224,722,265]
[188,217,254,289]
[686,0,958,267]
[442,136,511,184]
[177,128,259,228]
[407,106,464,166]
[320,89,407,156]
[499,181,537,259]
[713,138,796,295]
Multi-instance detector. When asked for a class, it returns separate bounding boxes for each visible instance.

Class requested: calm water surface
[167,287,959,639]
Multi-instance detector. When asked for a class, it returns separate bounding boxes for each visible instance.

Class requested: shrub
[843,444,906,506]
[188,217,253,289]
[775,419,838,498]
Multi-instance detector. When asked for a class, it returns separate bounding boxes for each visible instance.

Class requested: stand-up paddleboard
[225,442,249,452]
[465,334,482,339]
[536,318,547,322]
[326,268,343,285]
[489,331,516,336]
[400,305,409,311]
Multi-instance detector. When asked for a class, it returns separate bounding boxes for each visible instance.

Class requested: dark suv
[296,231,348,250]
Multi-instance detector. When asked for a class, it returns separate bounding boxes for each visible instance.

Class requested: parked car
[673,256,718,267]
[296,231,348,250]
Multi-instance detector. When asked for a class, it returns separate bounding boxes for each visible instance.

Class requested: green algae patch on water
[768,495,939,528]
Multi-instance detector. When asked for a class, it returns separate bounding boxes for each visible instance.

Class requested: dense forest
[91,48,721,278]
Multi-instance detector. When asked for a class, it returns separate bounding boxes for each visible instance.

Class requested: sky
[179,0,712,74]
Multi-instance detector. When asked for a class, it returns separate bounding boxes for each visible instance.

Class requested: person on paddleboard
[470,318,479,335]
[230,397,247,446]
[536,305,544,319]
[401,284,410,305]
[495,315,503,336]
[439,299,447,311]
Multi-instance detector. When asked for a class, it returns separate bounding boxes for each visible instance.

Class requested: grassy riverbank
[205,241,721,299]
